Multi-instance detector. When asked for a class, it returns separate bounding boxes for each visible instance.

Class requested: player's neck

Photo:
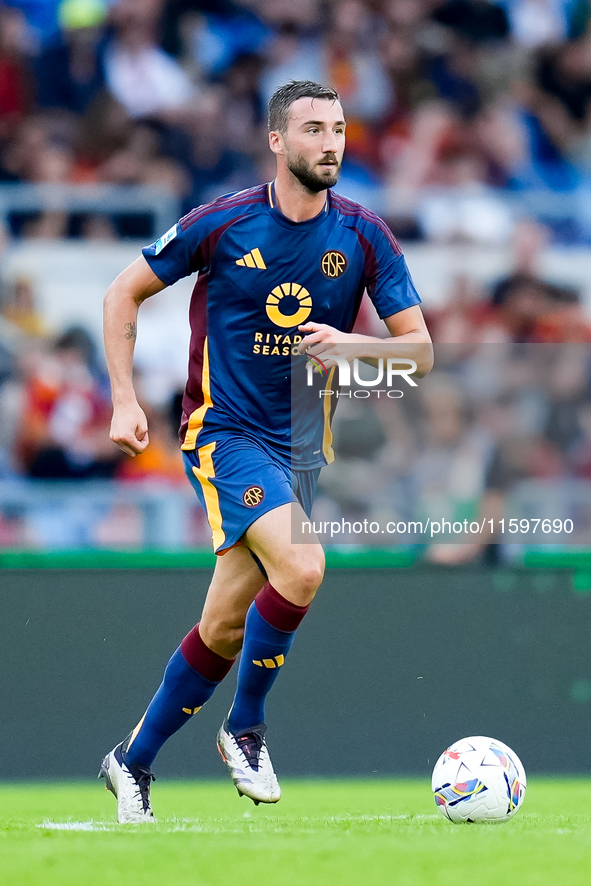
[272,174,327,222]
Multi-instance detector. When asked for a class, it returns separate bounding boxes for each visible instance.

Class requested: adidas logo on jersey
[236,248,267,269]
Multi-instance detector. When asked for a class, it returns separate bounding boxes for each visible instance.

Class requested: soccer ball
[431,736,526,823]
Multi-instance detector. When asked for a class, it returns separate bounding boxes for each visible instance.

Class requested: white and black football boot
[99,734,155,823]
[216,720,281,805]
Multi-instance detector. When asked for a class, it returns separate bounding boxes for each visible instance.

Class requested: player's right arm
[103,256,167,457]
[105,193,248,455]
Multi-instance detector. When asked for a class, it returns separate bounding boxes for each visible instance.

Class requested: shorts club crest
[243,486,265,507]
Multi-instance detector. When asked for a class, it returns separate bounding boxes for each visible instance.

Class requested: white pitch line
[38,821,116,831]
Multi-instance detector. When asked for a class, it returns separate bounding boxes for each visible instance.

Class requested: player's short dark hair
[268,80,340,133]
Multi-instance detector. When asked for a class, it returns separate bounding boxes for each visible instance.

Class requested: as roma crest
[243,486,265,507]
[321,250,347,278]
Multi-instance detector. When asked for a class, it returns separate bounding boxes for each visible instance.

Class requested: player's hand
[109,402,149,458]
[298,323,362,362]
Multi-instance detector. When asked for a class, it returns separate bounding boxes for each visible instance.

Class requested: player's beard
[286,151,341,192]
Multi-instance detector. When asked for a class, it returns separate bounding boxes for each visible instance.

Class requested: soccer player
[100,80,433,822]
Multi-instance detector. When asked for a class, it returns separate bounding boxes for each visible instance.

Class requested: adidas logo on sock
[252,655,285,668]
[236,248,266,269]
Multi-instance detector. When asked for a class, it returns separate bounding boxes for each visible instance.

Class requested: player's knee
[291,551,325,602]
[302,559,325,594]
[200,618,244,658]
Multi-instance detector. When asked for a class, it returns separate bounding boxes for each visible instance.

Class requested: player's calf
[218,581,312,801]
[100,623,236,821]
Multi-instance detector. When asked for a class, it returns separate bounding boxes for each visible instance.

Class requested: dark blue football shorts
[183,434,320,554]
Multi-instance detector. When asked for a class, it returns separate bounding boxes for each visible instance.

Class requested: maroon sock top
[254,582,310,633]
[181,624,235,682]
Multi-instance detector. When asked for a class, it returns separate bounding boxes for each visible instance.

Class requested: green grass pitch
[2,778,591,886]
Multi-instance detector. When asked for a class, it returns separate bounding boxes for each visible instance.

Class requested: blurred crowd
[4,1,591,239]
[0,305,194,546]
[317,340,591,561]
[421,219,591,343]
[0,302,186,480]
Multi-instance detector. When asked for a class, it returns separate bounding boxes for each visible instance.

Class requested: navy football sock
[227,583,309,734]
[125,625,234,769]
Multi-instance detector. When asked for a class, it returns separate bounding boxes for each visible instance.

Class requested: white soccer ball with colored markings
[431,736,526,823]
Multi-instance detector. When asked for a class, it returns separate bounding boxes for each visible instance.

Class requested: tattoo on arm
[124,322,137,341]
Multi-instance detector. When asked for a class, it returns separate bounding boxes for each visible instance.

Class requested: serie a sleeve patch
[153,223,179,255]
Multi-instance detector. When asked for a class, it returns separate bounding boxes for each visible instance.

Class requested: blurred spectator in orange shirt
[116,403,186,486]
[17,325,118,478]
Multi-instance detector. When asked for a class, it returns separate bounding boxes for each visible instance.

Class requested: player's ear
[268,130,284,156]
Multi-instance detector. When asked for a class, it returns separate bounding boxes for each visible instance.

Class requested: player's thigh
[244,502,325,606]
[200,544,266,647]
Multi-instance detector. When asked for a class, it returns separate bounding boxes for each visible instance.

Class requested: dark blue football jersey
[142,182,421,468]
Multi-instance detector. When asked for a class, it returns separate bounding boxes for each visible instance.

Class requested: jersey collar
[267,181,330,230]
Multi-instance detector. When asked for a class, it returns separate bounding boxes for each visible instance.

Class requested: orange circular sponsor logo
[265,282,312,328]
[243,486,265,507]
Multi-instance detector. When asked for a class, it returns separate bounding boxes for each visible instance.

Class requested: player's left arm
[298,305,434,378]
[382,304,433,377]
